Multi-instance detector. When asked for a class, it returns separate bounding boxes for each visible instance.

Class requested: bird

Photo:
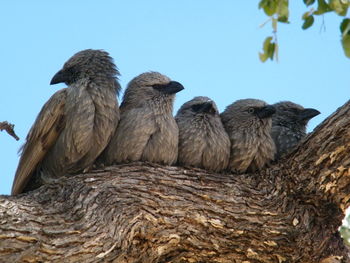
[102,71,184,165]
[220,99,276,173]
[175,96,230,172]
[11,49,121,195]
[271,101,320,159]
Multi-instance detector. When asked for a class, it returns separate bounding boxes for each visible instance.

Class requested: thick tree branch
[289,102,350,209]
[0,101,350,263]
[0,121,19,141]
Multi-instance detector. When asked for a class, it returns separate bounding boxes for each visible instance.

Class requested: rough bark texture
[1,101,350,263]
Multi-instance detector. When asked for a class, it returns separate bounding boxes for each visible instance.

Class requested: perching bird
[220,99,276,173]
[12,49,121,195]
[271,101,320,159]
[175,96,230,172]
[103,72,184,165]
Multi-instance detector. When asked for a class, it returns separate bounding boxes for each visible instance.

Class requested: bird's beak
[161,81,185,94]
[197,102,216,114]
[298,108,320,121]
[256,105,276,119]
[50,69,68,85]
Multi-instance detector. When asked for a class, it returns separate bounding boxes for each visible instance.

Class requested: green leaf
[267,43,276,59]
[340,18,350,35]
[302,11,310,19]
[259,52,269,62]
[263,36,273,51]
[278,16,289,23]
[302,15,315,29]
[277,0,289,22]
[341,34,350,58]
[303,0,316,6]
[314,0,332,15]
[329,0,349,16]
[259,0,278,16]
[259,36,276,62]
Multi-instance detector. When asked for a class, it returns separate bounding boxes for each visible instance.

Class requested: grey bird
[271,101,320,159]
[175,96,230,172]
[103,72,184,165]
[221,99,276,173]
[12,49,121,195]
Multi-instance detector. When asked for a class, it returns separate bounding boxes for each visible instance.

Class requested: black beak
[198,102,216,114]
[256,105,276,119]
[50,69,69,85]
[155,81,184,94]
[298,108,320,121]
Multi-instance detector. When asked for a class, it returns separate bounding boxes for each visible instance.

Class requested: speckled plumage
[271,101,320,160]
[221,99,276,173]
[103,72,184,165]
[175,96,230,172]
[12,49,120,195]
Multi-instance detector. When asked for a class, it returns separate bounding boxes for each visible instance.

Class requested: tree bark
[1,101,350,263]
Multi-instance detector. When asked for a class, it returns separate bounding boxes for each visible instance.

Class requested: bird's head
[221,99,276,130]
[50,49,120,93]
[121,72,184,110]
[273,101,320,129]
[176,96,218,118]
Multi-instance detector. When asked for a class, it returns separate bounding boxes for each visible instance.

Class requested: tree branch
[0,101,350,263]
[0,121,19,141]
[284,100,350,209]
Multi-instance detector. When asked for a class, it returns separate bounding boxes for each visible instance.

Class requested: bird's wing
[109,108,156,163]
[11,89,67,195]
[176,117,205,166]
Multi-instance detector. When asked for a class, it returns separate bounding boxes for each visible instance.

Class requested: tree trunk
[1,101,350,263]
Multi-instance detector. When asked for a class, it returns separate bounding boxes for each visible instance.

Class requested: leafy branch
[258,0,350,62]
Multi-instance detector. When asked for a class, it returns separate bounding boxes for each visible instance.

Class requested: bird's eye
[191,104,202,112]
[152,84,165,90]
[248,107,255,114]
[291,108,300,114]
[65,66,77,76]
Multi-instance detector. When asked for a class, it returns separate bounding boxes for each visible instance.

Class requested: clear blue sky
[0,1,348,195]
